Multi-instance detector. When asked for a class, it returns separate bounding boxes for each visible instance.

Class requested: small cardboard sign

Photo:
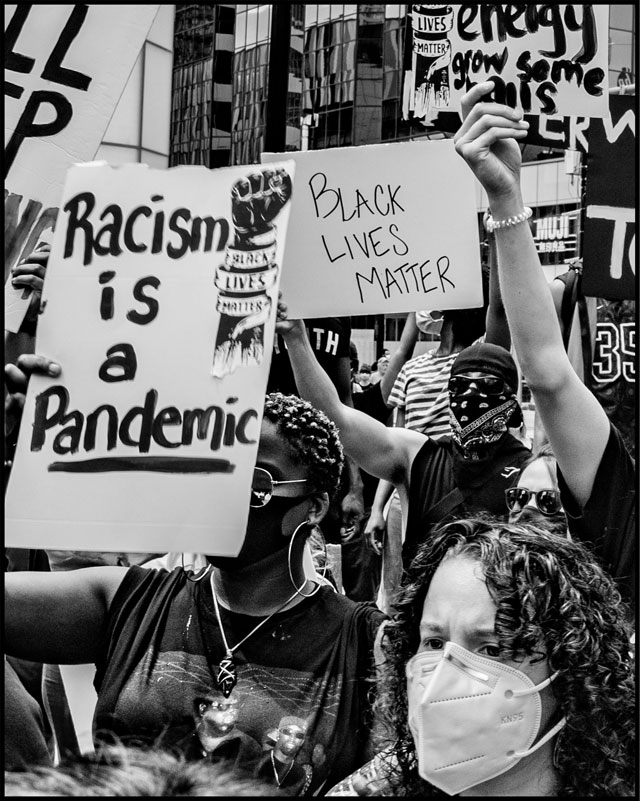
[404,4,610,120]
[4,4,160,332]
[262,140,483,318]
[5,160,296,555]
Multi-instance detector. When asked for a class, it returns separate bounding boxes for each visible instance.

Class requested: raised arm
[380,312,419,404]
[454,82,610,506]
[5,567,127,664]
[276,305,422,487]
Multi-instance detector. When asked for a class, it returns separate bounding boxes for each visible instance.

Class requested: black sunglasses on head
[448,374,508,396]
[505,487,563,516]
[250,466,310,508]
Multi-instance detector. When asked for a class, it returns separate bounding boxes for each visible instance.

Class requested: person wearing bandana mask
[279,307,532,576]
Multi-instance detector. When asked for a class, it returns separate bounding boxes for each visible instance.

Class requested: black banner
[582,95,636,300]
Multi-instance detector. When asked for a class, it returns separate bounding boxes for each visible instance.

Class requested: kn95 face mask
[406,641,566,795]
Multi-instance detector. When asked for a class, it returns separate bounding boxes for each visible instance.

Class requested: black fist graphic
[231,168,293,246]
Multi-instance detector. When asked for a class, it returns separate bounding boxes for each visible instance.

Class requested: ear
[305,491,329,526]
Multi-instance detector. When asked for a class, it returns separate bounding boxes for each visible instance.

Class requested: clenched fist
[231,168,293,246]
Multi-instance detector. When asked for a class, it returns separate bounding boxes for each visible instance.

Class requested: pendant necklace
[271,749,294,787]
[209,570,302,698]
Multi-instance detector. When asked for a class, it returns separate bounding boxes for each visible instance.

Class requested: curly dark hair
[263,393,343,499]
[374,517,635,797]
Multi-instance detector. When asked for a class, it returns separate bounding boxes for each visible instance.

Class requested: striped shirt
[387,350,459,438]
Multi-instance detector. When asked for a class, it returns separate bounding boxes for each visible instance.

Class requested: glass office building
[169,3,636,354]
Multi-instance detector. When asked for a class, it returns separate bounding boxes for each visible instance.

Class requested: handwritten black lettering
[31,385,259,459]
[62,192,230,265]
[98,343,137,383]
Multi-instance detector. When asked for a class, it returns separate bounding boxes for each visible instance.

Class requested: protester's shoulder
[317,588,387,631]
[307,317,351,335]
[110,564,188,607]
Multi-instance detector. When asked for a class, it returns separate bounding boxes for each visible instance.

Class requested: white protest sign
[262,140,482,318]
[4,4,160,332]
[5,160,296,555]
[405,4,609,120]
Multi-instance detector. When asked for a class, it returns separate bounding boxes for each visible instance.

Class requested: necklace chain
[209,571,301,656]
[271,748,294,787]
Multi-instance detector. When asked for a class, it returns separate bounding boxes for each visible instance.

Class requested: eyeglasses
[448,374,508,396]
[279,727,306,740]
[505,487,563,516]
[250,466,309,508]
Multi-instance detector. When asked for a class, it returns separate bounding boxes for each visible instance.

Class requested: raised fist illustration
[231,168,293,246]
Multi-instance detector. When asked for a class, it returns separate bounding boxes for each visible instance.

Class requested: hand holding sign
[231,168,293,246]
[10,244,49,335]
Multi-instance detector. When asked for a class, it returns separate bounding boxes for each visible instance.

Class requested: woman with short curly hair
[6,373,386,792]
[353,518,634,797]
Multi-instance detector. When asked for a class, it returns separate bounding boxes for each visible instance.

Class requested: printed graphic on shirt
[114,649,343,794]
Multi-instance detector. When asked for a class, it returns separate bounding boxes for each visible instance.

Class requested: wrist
[486,188,525,219]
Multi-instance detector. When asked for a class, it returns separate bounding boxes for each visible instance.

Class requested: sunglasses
[505,487,563,516]
[250,466,309,508]
[448,374,508,396]
[279,727,306,740]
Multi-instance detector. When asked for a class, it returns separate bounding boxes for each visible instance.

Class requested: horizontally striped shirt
[387,350,459,438]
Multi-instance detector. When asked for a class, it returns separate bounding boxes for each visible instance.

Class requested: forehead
[420,555,496,637]
[518,459,555,490]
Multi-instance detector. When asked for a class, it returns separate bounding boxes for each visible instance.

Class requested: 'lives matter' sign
[5,161,295,555]
[262,140,483,319]
[403,4,609,121]
[4,4,160,332]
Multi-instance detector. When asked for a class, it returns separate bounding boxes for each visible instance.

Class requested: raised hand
[453,81,529,201]
[275,294,305,339]
[231,168,293,244]
[10,244,50,334]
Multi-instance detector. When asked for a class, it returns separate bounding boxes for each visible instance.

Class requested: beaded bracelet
[485,206,532,234]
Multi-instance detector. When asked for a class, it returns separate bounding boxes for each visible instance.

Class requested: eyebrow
[420,621,497,639]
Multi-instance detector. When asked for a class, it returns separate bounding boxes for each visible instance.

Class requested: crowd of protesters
[4,85,635,797]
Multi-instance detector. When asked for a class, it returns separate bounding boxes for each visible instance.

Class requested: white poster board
[405,4,610,120]
[5,160,295,555]
[4,4,160,332]
[262,140,483,318]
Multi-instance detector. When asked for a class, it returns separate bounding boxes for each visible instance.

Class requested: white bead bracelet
[485,206,532,234]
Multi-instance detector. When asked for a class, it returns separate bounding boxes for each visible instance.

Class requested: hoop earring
[288,521,327,598]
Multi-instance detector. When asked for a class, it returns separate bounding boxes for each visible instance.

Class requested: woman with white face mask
[327,518,634,797]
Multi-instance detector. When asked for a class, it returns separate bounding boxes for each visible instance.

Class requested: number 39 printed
[592,322,635,383]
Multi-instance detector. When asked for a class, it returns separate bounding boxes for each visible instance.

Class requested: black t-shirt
[403,434,531,567]
[558,422,636,609]
[94,567,385,793]
[267,317,351,397]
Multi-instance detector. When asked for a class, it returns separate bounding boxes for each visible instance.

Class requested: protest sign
[582,94,636,300]
[403,4,609,120]
[262,140,482,318]
[4,4,160,332]
[5,160,296,555]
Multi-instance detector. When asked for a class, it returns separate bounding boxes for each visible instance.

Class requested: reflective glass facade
[170,4,235,167]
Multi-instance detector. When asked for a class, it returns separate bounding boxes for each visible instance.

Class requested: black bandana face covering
[449,392,519,460]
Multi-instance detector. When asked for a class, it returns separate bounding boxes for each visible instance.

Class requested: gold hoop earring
[288,521,327,598]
